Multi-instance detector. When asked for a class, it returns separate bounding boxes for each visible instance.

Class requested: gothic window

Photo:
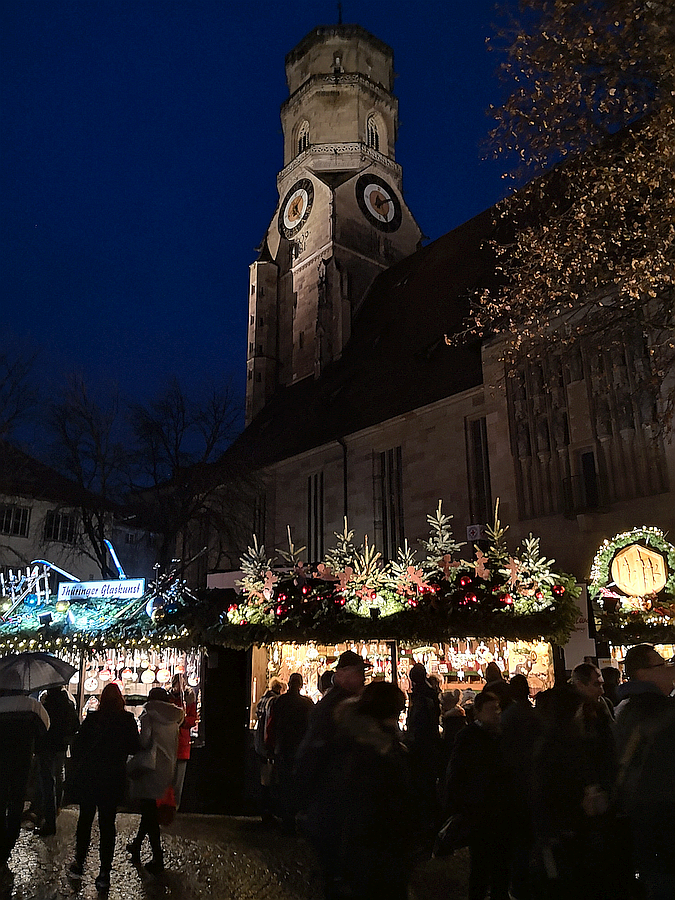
[307,472,324,563]
[367,115,380,152]
[373,447,404,561]
[507,331,667,520]
[297,120,310,154]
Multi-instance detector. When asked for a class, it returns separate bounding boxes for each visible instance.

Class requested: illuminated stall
[0,561,204,723]
[589,526,675,671]
[229,503,578,720]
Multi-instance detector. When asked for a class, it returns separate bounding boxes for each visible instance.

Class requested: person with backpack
[254,678,285,823]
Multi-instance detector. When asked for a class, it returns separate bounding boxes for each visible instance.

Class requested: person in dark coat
[127,687,184,876]
[36,686,79,835]
[334,681,415,900]
[267,672,314,830]
[439,689,466,770]
[67,682,139,892]
[500,674,540,900]
[613,644,675,898]
[405,662,442,832]
[0,689,49,886]
[445,689,511,900]
[294,650,367,899]
[531,683,612,900]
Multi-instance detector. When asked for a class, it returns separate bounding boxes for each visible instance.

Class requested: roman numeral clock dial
[278,179,314,239]
[356,173,402,232]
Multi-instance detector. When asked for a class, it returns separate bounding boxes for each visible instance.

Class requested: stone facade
[246,25,422,425]
[234,24,675,594]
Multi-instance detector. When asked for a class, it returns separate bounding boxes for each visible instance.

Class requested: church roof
[229,208,496,469]
[285,25,393,67]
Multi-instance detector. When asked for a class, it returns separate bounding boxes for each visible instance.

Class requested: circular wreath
[589,527,675,604]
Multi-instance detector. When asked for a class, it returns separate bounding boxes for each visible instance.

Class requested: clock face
[356,173,402,232]
[278,178,314,238]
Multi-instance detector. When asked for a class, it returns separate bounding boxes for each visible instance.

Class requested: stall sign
[611,544,667,597]
[57,579,146,601]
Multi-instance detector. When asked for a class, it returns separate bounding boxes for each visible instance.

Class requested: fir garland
[589,527,675,640]
[226,501,580,645]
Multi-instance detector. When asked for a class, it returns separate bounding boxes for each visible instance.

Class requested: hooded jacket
[129,699,184,800]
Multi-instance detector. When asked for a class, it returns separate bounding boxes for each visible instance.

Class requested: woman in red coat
[169,674,197,809]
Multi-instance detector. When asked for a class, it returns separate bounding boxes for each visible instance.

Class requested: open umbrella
[0,652,76,694]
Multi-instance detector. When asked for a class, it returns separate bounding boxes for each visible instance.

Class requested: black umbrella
[0,652,76,694]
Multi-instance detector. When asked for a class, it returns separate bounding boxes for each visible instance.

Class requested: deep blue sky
[3,1,514,442]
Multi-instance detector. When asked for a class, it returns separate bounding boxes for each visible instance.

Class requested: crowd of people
[255,645,675,900]
[0,672,196,893]
[1,644,673,898]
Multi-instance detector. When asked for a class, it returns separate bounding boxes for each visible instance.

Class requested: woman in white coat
[127,688,184,874]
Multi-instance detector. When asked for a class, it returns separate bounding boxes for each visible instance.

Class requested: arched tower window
[297,120,310,155]
[366,115,380,152]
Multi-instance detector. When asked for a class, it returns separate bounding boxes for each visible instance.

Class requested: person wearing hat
[295,650,369,899]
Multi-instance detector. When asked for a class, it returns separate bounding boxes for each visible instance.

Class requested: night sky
[3,1,515,445]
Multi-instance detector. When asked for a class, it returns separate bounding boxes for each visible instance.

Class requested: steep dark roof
[285,25,393,67]
[0,441,114,509]
[229,208,496,469]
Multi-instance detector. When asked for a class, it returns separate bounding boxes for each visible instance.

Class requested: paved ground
[4,809,470,900]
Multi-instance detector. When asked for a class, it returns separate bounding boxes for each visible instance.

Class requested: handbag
[126,743,157,779]
[432,813,472,858]
[157,785,176,827]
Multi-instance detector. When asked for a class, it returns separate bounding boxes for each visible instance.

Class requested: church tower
[246,25,422,424]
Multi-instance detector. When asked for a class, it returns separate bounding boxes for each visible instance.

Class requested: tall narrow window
[297,120,310,154]
[367,115,380,151]
[465,417,492,526]
[307,472,324,562]
[253,495,266,541]
[373,447,404,561]
[580,450,600,509]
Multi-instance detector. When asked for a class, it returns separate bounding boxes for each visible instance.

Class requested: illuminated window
[44,510,78,544]
[0,505,30,537]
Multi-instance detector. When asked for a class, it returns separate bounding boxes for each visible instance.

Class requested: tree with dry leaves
[461,0,675,428]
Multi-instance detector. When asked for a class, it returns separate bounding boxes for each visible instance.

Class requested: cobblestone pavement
[3,809,470,900]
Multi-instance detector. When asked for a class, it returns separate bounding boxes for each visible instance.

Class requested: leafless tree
[126,378,258,579]
[0,351,36,439]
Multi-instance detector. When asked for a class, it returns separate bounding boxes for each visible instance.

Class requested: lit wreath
[589,527,675,618]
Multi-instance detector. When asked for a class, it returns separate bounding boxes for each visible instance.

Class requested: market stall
[0,561,204,723]
[589,526,675,670]
[229,501,577,718]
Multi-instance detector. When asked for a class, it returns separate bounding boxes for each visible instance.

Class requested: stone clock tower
[246,24,422,424]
